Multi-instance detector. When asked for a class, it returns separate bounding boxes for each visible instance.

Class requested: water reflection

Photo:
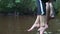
[0,15,60,34]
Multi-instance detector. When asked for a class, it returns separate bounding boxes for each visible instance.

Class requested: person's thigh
[46,2,50,12]
[46,2,50,20]
[49,2,54,15]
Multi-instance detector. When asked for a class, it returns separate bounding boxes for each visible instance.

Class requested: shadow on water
[0,15,60,34]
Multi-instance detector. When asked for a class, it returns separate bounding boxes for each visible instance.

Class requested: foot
[40,29,44,34]
[38,27,45,31]
[50,13,55,19]
[27,23,39,31]
[38,24,48,31]
[38,26,48,34]
[38,27,45,34]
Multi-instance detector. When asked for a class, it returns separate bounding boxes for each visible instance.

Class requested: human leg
[38,15,48,30]
[27,15,40,31]
[38,2,49,34]
[38,15,48,34]
[49,2,55,18]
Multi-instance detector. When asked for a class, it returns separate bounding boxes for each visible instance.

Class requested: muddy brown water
[0,15,60,34]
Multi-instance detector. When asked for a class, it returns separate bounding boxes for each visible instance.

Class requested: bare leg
[49,2,55,18]
[38,15,48,34]
[39,24,48,34]
[38,2,49,34]
[27,15,40,31]
[39,27,45,34]
[38,15,48,30]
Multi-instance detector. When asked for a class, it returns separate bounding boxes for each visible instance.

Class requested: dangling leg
[38,15,48,34]
[38,2,49,34]
[27,15,40,31]
[49,2,55,18]
[38,15,46,34]
[39,23,48,34]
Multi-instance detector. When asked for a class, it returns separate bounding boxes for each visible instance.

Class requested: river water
[0,15,60,34]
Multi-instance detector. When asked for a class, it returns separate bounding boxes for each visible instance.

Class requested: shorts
[36,0,46,15]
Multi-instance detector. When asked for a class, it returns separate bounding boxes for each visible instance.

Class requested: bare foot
[38,24,48,31]
[38,27,44,31]
[38,27,47,34]
[27,23,40,31]
[40,29,45,34]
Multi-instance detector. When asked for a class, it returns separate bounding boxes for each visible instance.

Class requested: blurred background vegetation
[0,0,60,15]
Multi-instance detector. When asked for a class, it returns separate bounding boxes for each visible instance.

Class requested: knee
[49,3,53,8]
[46,2,49,10]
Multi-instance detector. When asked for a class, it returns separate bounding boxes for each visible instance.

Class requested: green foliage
[0,0,60,15]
